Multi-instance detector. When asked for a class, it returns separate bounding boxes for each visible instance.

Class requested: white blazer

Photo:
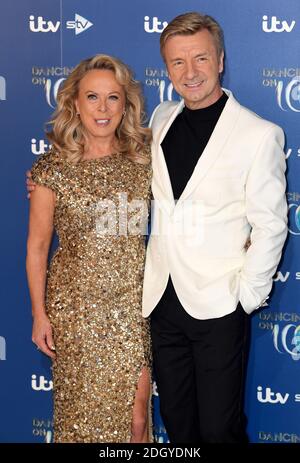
[142,89,288,319]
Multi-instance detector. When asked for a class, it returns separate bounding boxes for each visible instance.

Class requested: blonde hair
[160,12,224,61]
[46,54,151,164]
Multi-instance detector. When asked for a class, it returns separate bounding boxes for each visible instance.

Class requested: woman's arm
[26,185,56,358]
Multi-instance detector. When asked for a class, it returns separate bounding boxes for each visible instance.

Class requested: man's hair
[160,12,224,61]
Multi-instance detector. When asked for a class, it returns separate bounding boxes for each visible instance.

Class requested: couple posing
[26,12,287,443]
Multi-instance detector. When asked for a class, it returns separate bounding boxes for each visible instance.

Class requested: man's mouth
[184,80,204,89]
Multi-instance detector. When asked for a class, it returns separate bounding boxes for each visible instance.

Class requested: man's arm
[239,125,288,313]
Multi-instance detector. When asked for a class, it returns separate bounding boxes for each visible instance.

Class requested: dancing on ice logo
[287,192,300,235]
[276,77,300,112]
[262,70,300,112]
[0,76,6,101]
[0,336,6,360]
[273,323,300,361]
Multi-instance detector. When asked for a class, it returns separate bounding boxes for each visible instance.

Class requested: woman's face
[75,69,125,145]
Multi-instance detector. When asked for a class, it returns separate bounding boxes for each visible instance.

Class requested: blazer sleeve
[239,124,288,314]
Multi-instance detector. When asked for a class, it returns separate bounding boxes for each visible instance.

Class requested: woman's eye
[109,95,119,101]
[87,94,97,100]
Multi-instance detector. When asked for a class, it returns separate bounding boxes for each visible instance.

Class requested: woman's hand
[32,313,56,359]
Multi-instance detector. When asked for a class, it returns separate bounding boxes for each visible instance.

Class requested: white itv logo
[257,386,289,404]
[29,13,93,35]
[262,15,296,33]
[144,16,168,33]
[29,15,60,33]
[31,374,53,391]
[31,138,51,155]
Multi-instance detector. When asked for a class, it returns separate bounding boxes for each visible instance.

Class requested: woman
[26,54,152,443]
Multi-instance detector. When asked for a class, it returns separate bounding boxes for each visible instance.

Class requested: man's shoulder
[149,100,181,129]
[228,91,282,135]
[241,107,284,146]
[240,103,275,127]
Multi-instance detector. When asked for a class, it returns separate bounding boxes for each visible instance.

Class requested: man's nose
[184,61,197,80]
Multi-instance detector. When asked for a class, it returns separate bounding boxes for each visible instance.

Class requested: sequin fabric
[31,149,152,442]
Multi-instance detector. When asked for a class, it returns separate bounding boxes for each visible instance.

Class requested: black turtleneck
[161,92,228,200]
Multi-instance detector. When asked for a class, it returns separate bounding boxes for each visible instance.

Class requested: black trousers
[151,278,250,443]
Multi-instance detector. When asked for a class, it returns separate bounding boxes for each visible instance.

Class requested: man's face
[164,29,224,110]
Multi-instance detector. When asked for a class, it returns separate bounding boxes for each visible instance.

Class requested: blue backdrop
[0,0,299,443]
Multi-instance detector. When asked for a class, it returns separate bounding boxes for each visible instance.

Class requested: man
[142,12,287,443]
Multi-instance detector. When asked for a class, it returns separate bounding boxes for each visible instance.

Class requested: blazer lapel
[152,100,184,215]
[176,90,241,206]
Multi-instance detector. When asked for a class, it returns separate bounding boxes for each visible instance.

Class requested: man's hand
[26,170,36,199]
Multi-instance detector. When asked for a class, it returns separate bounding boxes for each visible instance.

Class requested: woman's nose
[97,100,107,112]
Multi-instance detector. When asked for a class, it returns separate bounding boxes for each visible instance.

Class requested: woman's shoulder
[32,149,67,173]
[32,149,65,169]
[135,144,152,168]
[142,144,152,161]
[31,149,66,191]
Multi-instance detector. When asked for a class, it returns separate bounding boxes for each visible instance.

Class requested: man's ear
[219,51,224,74]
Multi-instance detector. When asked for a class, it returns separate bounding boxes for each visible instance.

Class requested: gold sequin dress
[31,150,152,443]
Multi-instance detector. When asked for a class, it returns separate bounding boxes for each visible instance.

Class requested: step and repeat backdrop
[0,0,299,443]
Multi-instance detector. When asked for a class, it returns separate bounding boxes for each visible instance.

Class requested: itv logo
[257,386,289,404]
[29,14,93,35]
[0,76,6,101]
[31,138,51,155]
[31,374,53,391]
[262,15,296,33]
[144,16,168,33]
[29,15,60,33]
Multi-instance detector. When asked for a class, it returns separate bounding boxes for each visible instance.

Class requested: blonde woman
[26,55,152,443]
